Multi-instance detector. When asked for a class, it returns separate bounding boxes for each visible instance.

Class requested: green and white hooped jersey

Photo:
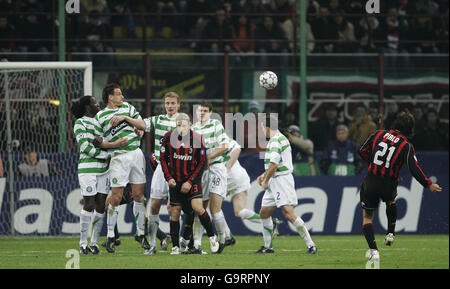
[265,132,293,177]
[74,116,109,175]
[95,102,142,156]
[192,118,229,166]
[223,139,241,166]
[143,114,177,163]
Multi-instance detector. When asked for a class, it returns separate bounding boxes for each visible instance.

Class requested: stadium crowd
[0,0,448,58]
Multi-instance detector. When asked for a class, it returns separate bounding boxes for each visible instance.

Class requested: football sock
[193,215,205,249]
[170,220,180,248]
[80,209,92,246]
[148,214,159,247]
[386,203,397,235]
[292,216,315,248]
[183,211,195,240]
[107,205,119,239]
[238,208,261,223]
[363,223,378,250]
[156,228,167,241]
[199,211,214,238]
[90,211,104,246]
[133,201,146,236]
[212,210,227,244]
[261,217,273,249]
[114,223,119,239]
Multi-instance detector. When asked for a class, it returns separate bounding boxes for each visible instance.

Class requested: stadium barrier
[0,151,448,236]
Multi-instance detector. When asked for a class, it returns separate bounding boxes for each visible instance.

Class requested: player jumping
[358,110,442,262]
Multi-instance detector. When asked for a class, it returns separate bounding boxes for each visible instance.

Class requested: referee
[160,113,220,254]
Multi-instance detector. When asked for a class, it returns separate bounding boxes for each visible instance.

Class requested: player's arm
[110,115,146,130]
[208,123,229,160]
[74,122,109,159]
[160,133,176,186]
[226,146,241,172]
[262,162,278,189]
[406,143,442,193]
[188,135,207,185]
[262,142,281,188]
[359,130,378,163]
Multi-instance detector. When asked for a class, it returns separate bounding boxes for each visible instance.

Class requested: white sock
[238,208,261,223]
[80,210,93,246]
[90,211,104,246]
[292,216,315,248]
[148,214,159,247]
[133,201,146,236]
[107,205,119,238]
[261,217,273,249]
[212,211,227,244]
[193,215,204,249]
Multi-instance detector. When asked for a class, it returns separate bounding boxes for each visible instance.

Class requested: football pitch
[0,235,448,269]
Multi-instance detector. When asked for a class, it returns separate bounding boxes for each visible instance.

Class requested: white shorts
[150,164,169,200]
[261,174,298,208]
[201,163,227,201]
[109,148,146,188]
[79,173,110,197]
[227,160,251,198]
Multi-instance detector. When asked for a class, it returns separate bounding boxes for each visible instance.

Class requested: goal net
[0,62,92,235]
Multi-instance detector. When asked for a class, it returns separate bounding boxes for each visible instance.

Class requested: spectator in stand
[16,148,60,177]
[201,8,233,66]
[344,0,363,29]
[355,15,380,53]
[311,6,339,53]
[410,104,427,147]
[375,7,408,56]
[254,16,289,67]
[328,0,340,15]
[309,103,341,151]
[348,104,377,146]
[80,0,110,25]
[231,15,256,67]
[244,0,268,27]
[0,15,16,54]
[16,8,51,57]
[77,10,113,63]
[409,16,439,53]
[184,0,214,42]
[306,0,320,23]
[268,0,293,27]
[152,0,179,38]
[320,124,362,176]
[284,125,319,176]
[368,106,380,127]
[414,108,449,151]
[109,1,136,38]
[414,0,440,15]
[283,1,315,53]
[383,102,399,130]
[334,10,357,53]
[436,6,449,53]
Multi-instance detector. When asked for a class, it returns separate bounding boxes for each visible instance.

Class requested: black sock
[170,220,180,247]
[156,228,166,241]
[114,224,119,239]
[363,223,378,250]
[199,211,215,237]
[386,203,397,235]
[183,211,194,241]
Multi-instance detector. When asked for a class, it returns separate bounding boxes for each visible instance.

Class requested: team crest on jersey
[161,146,165,153]
[86,186,93,192]
[200,149,205,155]
[112,178,118,184]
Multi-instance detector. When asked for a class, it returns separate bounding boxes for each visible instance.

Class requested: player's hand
[257,174,265,186]
[110,115,126,126]
[181,182,192,193]
[261,181,268,190]
[168,179,177,188]
[114,137,128,147]
[92,137,103,147]
[429,183,442,194]
[135,129,144,138]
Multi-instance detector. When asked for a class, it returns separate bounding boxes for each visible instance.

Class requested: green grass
[0,235,448,269]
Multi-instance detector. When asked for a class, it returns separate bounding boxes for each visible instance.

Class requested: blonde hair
[163,91,180,103]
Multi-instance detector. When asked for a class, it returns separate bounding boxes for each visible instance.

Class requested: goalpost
[0,61,92,235]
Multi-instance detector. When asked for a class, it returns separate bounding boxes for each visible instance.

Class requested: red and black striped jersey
[160,129,207,185]
[359,129,432,188]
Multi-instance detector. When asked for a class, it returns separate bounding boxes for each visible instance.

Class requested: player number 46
[374,142,396,168]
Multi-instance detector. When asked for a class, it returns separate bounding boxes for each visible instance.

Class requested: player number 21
[374,142,396,168]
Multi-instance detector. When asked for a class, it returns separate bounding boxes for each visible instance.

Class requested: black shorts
[360,174,398,210]
[169,181,202,207]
